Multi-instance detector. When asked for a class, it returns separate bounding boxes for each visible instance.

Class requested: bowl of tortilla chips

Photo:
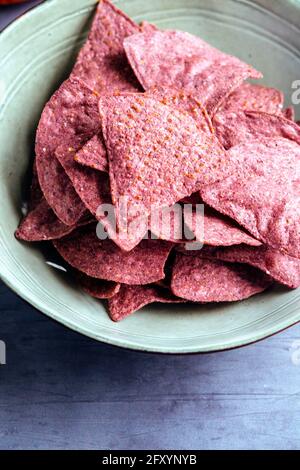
[0,0,299,353]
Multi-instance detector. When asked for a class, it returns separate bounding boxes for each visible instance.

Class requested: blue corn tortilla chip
[75,272,121,299]
[71,0,141,94]
[217,83,284,115]
[15,166,91,241]
[35,0,142,225]
[75,135,108,173]
[124,29,262,115]
[199,245,300,289]
[35,77,100,225]
[184,206,261,247]
[201,138,300,258]
[108,284,185,321]
[213,110,300,149]
[53,224,173,285]
[100,93,227,231]
[171,253,272,302]
[15,198,86,242]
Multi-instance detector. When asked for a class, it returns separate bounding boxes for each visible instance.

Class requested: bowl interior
[0,0,299,353]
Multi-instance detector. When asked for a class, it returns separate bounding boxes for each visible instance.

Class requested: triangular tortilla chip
[75,134,108,172]
[200,245,300,289]
[15,198,89,242]
[108,284,185,321]
[148,202,261,246]
[53,224,173,284]
[171,253,271,302]
[217,83,283,115]
[213,110,300,149]
[55,145,147,251]
[55,145,111,216]
[124,29,262,115]
[100,94,227,229]
[184,206,261,247]
[36,0,142,225]
[201,138,300,258]
[75,272,121,299]
[36,77,100,225]
[71,0,141,93]
[75,88,215,175]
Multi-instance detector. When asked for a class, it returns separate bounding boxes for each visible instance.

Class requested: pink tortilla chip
[36,77,100,225]
[149,205,184,243]
[15,198,79,241]
[36,0,143,225]
[108,284,184,321]
[149,202,260,246]
[149,88,215,134]
[171,253,271,302]
[213,110,300,149]
[218,83,284,115]
[282,106,295,121]
[124,30,262,115]
[71,0,141,93]
[100,94,227,228]
[74,87,216,179]
[75,135,108,172]
[184,207,261,247]
[37,66,146,250]
[76,89,215,176]
[56,145,147,252]
[36,157,86,226]
[55,145,111,216]
[76,272,121,299]
[200,245,300,289]
[201,138,300,258]
[37,77,144,251]
[16,162,91,241]
[15,197,93,242]
[53,224,173,284]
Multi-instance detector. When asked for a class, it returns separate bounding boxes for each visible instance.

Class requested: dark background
[0,0,300,450]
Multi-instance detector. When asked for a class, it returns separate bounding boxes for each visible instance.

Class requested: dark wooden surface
[0,1,300,450]
[1,282,300,450]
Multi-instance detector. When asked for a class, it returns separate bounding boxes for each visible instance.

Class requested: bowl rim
[0,0,300,354]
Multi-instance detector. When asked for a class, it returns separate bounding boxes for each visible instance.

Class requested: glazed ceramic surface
[0,0,299,353]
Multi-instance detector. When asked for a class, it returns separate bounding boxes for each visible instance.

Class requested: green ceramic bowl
[0,0,300,353]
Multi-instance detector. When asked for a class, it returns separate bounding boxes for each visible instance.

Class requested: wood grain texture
[1,281,300,450]
[1,2,300,451]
